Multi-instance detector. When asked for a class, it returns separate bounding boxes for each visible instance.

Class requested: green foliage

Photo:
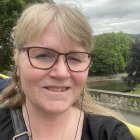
[125,41,140,90]
[90,32,133,74]
[0,0,54,73]
[91,47,125,73]
[0,0,27,72]
[132,84,140,94]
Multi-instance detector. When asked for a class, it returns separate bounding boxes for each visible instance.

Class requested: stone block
[100,94,109,103]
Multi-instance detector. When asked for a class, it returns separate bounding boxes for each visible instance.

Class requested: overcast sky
[54,0,140,35]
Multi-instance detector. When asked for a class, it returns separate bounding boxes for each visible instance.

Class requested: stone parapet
[88,89,140,113]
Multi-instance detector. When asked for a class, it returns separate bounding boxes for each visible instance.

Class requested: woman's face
[16,21,89,114]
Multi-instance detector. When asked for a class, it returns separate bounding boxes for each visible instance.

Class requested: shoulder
[0,108,14,139]
[84,113,121,126]
[83,113,123,132]
[0,108,11,123]
[82,113,134,140]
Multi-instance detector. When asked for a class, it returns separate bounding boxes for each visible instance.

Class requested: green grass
[132,85,140,94]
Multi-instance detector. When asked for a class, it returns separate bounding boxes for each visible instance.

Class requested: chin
[43,102,72,114]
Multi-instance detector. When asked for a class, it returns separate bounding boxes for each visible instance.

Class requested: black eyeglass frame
[19,47,93,72]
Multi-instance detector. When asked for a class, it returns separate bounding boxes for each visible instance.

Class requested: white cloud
[54,0,140,35]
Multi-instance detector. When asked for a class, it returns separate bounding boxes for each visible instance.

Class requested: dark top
[0,108,134,140]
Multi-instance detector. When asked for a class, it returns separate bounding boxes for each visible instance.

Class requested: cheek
[21,67,46,86]
[19,66,48,98]
[18,57,46,87]
[72,71,88,89]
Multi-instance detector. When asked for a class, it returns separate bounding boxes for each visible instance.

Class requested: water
[87,79,129,92]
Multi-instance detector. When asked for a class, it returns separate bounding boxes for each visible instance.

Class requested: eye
[35,53,50,58]
[69,57,81,61]
[32,53,54,63]
[67,56,82,64]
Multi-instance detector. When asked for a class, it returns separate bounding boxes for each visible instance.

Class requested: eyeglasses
[19,47,93,72]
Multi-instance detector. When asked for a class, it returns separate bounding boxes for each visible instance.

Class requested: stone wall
[88,89,140,113]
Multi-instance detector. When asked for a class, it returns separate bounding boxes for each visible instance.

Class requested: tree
[125,41,140,90]
[0,0,54,73]
[90,32,132,74]
[90,45,125,74]
[0,0,27,73]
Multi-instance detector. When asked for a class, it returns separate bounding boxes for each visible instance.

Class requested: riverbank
[87,73,129,92]
[88,73,128,82]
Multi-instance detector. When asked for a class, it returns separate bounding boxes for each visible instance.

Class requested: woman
[0,3,134,140]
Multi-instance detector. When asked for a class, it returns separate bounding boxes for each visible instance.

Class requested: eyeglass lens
[26,47,92,72]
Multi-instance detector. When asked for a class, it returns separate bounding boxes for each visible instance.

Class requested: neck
[22,103,83,140]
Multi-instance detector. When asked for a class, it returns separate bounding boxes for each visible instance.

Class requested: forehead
[25,22,86,52]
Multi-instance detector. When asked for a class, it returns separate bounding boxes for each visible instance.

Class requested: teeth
[47,87,68,92]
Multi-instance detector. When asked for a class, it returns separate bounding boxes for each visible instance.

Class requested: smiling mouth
[44,87,70,92]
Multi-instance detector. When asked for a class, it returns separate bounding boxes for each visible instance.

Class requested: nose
[49,56,70,79]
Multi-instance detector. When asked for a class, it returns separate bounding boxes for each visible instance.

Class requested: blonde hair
[0,3,122,119]
[12,3,93,51]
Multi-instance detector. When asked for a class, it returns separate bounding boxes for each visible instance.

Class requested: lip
[43,86,70,93]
